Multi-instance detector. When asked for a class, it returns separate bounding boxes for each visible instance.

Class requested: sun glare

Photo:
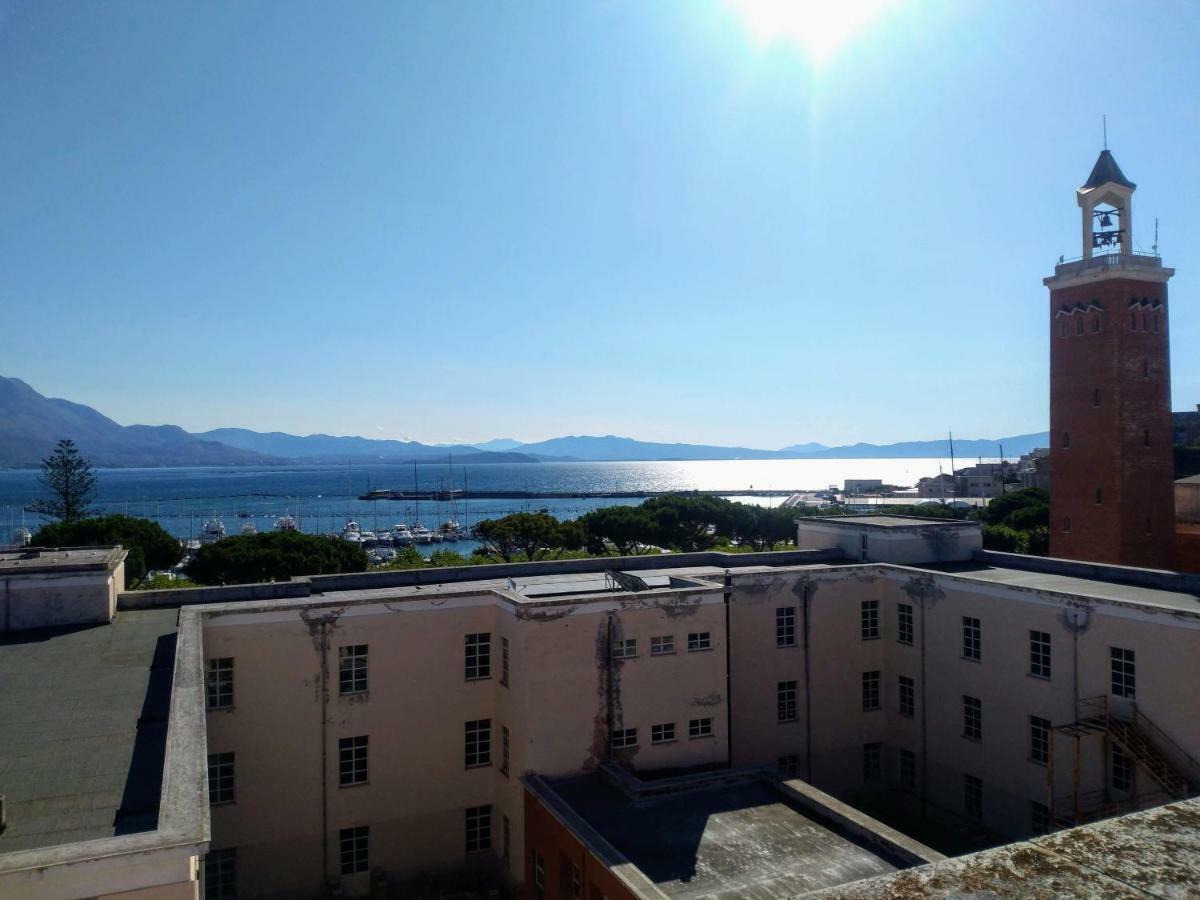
[728,0,895,64]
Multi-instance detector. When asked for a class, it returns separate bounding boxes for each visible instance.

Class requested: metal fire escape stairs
[1050,696,1200,828]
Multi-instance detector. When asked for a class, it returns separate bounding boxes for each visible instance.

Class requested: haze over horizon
[2,1,1197,447]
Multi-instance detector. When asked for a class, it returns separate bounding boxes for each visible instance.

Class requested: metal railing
[1053,252,1163,278]
[1131,704,1200,790]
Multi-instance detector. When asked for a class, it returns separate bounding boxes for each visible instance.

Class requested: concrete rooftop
[803,516,979,530]
[0,607,177,852]
[549,775,903,899]
[0,545,125,574]
[926,562,1200,616]
[812,796,1200,898]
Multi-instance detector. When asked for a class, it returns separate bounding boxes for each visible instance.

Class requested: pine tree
[29,439,97,523]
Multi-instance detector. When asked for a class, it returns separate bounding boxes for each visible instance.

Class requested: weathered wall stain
[516,604,575,622]
[902,573,945,606]
[691,691,723,707]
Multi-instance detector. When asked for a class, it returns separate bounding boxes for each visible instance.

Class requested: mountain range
[1,374,1061,468]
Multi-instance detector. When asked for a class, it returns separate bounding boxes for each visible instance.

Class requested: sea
[0,458,973,555]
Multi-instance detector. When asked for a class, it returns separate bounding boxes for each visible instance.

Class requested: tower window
[1092,389,1100,408]
[1095,488,1103,505]
[1130,313,1137,330]
[1063,516,1071,533]
[1058,321,1068,338]
[1154,314,1160,333]
[1076,317,1084,335]
[1092,315,1100,333]
[1145,517,1152,535]
[1144,429,1150,447]
[1143,358,1149,378]
[1062,432,1070,449]
[1142,313,1148,330]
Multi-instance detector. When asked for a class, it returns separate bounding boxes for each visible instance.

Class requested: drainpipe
[319,620,331,891]
[802,582,812,782]
[919,595,928,820]
[723,570,733,768]
[605,614,614,763]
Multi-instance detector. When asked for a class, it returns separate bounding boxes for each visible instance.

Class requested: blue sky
[2,0,1197,448]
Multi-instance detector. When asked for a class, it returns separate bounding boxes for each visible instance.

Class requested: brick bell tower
[1045,149,1175,569]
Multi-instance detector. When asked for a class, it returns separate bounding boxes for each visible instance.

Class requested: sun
[727,0,896,64]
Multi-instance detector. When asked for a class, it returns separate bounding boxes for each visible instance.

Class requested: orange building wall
[1176,525,1200,574]
[522,788,637,900]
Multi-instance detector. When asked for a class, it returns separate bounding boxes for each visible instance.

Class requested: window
[503,815,511,863]
[208,752,235,805]
[964,775,983,821]
[1092,315,1100,333]
[777,680,798,722]
[611,728,638,749]
[962,617,981,661]
[204,848,237,900]
[1075,317,1083,335]
[963,695,982,741]
[1113,744,1133,792]
[1093,388,1101,407]
[1130,311,1138,330]
[501,726,510,776]
[339,645,368,695]
[465,719,491,767]
[338,736,368,786]
[465,632,491,680]
[1031,800,1051,836]
[898,676,915,717]
[1154,314,1160,333]
[1062,431,1070,449]
[1063,516,1071,534]
[651,722,676,744]
[860,600,879,640]
[899,749,916,791]
[1030,631,1051,679]
[501,637,510,686]
[687,632,712,652]
[689,717,713,739]
[1095,487,1103,505]
[898,603,913,645]
[1058,320,1067,337]
[560,855,582,900]
[339,826,369,875]
[1030,716,1050,764]
[612,638,637,659]
[863,742,882,783]
[532,850,546,900]
[1143,358,1149,378]
[650,635,675,656]
[465,804,492,853]
[776,607,797,647]
[1144,428,1151,447]
[862,670,881,711]
[206,658,234,710]
[1111,647,1136,698]
[778,754,800,777]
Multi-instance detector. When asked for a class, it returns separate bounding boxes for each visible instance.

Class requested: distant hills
[0,372,1066,470]
[464,432,1053,461]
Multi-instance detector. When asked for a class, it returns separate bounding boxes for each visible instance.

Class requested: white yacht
[341,521,363,543]
[411,524,434,544]
[12,526,31,547]
[200,515,226,545]
[240,522,258,536]
[440,519,463,542]
[390,524,414,545]
[274,514,299,532]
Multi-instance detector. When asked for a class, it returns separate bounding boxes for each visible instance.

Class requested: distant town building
[843,478,884,495]
[916,472,955,498]
[1045,149,1175,568]
[1017,448,1051,492]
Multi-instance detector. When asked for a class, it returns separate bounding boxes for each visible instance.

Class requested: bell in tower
[1077,149,1136,259]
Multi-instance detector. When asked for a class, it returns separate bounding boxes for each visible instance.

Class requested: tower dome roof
[1083,149,1136,190]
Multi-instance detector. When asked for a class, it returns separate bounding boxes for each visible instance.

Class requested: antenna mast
[1102,114,1107,150]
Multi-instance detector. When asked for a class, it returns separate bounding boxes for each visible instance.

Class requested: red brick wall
[1048,276,1175,569]
[523,788,638,900]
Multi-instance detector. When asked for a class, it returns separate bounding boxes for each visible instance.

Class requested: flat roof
[0,546,124,574]
[549,774,902,898]
[925,562,1200,616]
[801,516,978,529]
[811,796,1200,898]
[0,608,177,852]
